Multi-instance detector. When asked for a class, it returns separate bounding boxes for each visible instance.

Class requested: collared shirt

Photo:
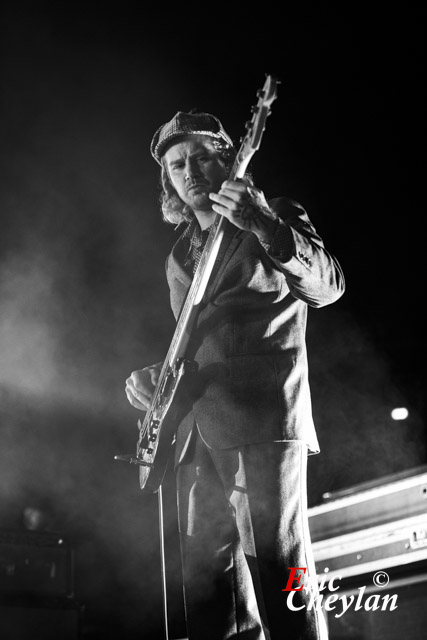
[182,217,212,274]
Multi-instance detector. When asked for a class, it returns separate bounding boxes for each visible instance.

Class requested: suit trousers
[176,427,328,639]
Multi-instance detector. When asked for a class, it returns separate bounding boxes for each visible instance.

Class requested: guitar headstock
[233,74,279,178]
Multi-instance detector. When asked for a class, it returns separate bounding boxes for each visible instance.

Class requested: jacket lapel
[168,236,193,289]
[168,218,244,305]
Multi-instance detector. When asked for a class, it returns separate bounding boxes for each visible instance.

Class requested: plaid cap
[150,111,234,164]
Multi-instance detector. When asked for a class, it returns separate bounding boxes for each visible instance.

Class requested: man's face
[163,135,229,215]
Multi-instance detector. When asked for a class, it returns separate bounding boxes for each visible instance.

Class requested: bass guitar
[115,75,279,493]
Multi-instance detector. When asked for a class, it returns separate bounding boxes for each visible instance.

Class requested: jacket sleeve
[262,197,345,308]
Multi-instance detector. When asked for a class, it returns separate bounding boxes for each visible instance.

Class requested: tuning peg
[256,89,265,98]
[251,105,259,113]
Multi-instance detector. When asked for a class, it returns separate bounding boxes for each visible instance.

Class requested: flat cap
[150,111,234,164]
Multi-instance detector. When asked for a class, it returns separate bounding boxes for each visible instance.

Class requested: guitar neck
[165,119,259,363]
[162,74,278,374]
[167,213,226,363]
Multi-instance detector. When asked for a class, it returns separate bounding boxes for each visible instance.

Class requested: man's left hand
[209,180,277,243]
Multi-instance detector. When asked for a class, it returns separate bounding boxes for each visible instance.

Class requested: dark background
[0,2,425,638]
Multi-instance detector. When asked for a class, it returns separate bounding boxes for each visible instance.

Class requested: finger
[127,380,151,406]
[220,179,250,193]
[125,387,149,411]
[126,379,152,410]
[209,191,247,211]
[218,183,248,203]
[209,197,235,221]
[128,371,153,394]
[209,192,231,210]
[148,366,160,387]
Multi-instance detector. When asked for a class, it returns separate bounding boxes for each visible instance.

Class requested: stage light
[391,407,409,421]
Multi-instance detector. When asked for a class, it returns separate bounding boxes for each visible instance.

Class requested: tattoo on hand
[237,203,268,230]
[235,187,276,231]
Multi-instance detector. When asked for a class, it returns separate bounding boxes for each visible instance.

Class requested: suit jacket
[165,197,345,455]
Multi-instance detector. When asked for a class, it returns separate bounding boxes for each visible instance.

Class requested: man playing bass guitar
[125,107,345,639]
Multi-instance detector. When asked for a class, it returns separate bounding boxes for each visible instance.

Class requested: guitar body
[138,358,197,493]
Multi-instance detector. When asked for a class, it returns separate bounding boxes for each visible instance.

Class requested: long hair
[158,139,239,226]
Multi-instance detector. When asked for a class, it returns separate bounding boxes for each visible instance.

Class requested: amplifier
[308,465,427,581]
[311,513,427,581]
[0,529,74,599]
[307,467,427,639]
[309,465,427,542]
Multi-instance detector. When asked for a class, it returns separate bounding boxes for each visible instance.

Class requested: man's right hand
[125,362,162,412]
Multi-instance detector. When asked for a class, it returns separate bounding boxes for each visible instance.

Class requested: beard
[185,186,213,211]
